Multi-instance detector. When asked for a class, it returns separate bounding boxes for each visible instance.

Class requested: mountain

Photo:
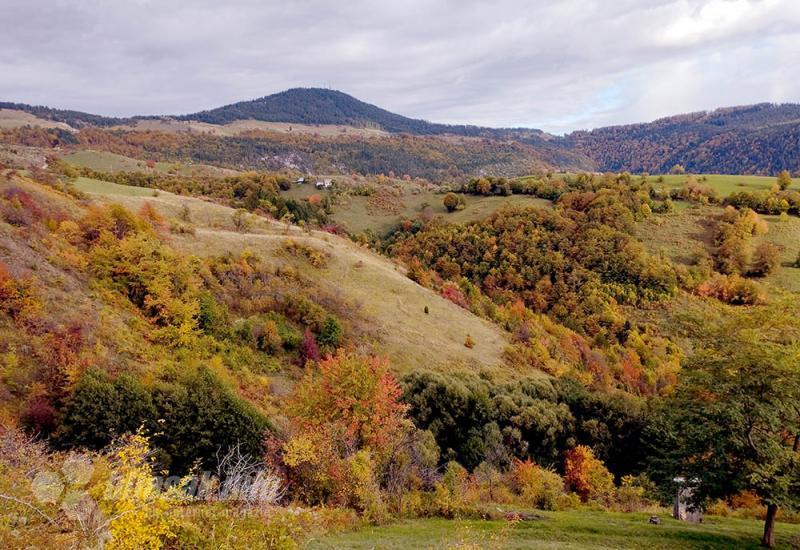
[563,103,800,175]
[179,87,492,136]
[2,90,800,175]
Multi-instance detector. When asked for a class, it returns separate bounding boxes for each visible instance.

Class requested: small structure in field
[295,176,305,185]
[673,477,703,523]
[315,179,333,189]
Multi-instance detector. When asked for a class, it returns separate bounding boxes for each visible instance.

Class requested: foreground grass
[304,511,800,549]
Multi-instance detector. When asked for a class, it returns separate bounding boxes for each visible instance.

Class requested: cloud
[1,0,799,132]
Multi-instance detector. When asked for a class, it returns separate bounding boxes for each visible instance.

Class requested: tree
[282,352,413,508]
[563,445,615,503]
[55,369,156,450]
[659,303,800,547]
[777,170,792,191]
[670,164,686,175]
[442,192,462,213]
[231,208,252,232]
[288,351,408,451]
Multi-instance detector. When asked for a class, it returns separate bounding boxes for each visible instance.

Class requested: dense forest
[565,103,800,175]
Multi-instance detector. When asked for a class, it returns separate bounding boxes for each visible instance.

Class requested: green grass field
[637,203,800,293]
[282,183,551,234]
[72,176,157,197]
[304,512,800,549]
[63,150,236,178]
[651,173,800,196]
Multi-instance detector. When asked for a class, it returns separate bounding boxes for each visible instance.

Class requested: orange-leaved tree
[563,445,614,503]
[281,351,413,514]
[287,351,408,451]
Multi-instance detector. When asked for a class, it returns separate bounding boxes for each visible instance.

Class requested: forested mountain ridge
[2,91,800,176]
[179,88,491,135]
[563,103,800,175]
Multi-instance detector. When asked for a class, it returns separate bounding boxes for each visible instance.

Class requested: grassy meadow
[63,150,237,177]
[650,173,800,195]
[72,175,514,377]
[282,181,551,234]
[305,512,800,550]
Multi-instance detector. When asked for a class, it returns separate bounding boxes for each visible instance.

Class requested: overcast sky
[2,0,799,133]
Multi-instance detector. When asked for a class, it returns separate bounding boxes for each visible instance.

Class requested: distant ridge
[2,91,800,175]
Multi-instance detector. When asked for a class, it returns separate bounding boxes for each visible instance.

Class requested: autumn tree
[281,352,414,513]
[563,445,614,503]
[658,303,800,547]
[288,352,408,451]
[777,169,792,190]
[442,192,464,213]
[670,164,686,175]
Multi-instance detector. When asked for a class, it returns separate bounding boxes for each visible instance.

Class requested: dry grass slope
[72,177,517,377]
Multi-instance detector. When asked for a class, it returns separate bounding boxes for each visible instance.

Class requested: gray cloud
[1,0,799,133]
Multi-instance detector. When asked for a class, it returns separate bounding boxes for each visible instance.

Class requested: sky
[2,0,800,134]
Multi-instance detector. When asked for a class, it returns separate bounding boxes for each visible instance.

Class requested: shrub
[615,474,655,512]
[443,192,465,212]
[777,169,792,190]
[299,329,320,363]
[100,433,188,550]
[696,273,765,305]
[258,319,283,353]
[317,315,343,349]
[563,445,615,503]
[749,242,781,277]
[508,459,565,510]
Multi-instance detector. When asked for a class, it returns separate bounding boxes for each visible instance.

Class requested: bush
[696,273,765,305]
[56,369,157,450]
[443,192,465,212]
[777,169,792,190]
[615,474,655,512]
[563,445,615,504]
[317,315,343,349]
[508,459,565,510]
[749,242,781,276]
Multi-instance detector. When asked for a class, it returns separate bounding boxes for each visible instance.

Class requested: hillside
[2,153,800,548]
[564,103,800,175]
[4,92,800,176]
[68,175,512,375]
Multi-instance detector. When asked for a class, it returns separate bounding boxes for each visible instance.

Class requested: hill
[3,92,800,177]
[180,88,492,136]
[564,103,800,175]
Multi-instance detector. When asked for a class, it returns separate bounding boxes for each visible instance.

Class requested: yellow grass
[75,178,520,378]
